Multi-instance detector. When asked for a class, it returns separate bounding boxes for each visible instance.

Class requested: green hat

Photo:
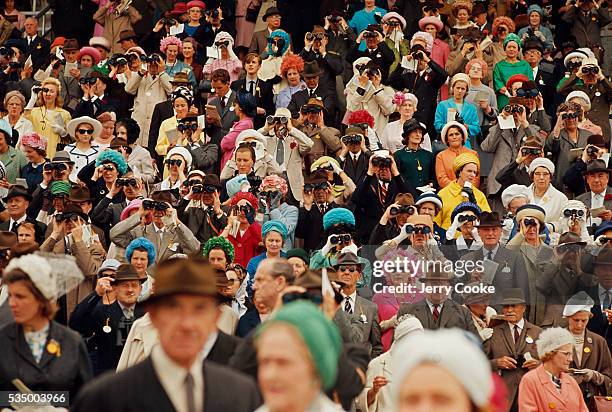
[202,236,235,263]
[50,181,71,196]
[286,248,309,264]
[503,33,522,49]
[257,301,341,390]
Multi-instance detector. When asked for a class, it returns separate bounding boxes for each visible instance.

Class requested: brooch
[584,347,591,353]
[526,336,534,344]
[46,339,61,357]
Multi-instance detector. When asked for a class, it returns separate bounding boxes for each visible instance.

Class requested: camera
[300,104,322,115]
[372,156,391,167]
[458,214,477,223]
[587,145,599,157]
[43,162,67,172]
[161,17,177,26]
[177,122,198,132]
[304,182,328,192]
[390,205,416,216]
[116,178,137,187]
[563,209,585,218]
[165,158,183,167]
[581,66,599,75]
[341,134,362,144]
[305,32,325,41]
[521,147,541,156]
[561,111,579,120]
[330,234,351,244]
[516,88,539,98]
[205,9,219,19]
[79,77,97,85]
[266,115,288,125]
[142,199,169,211]
[8,61,22,69]
[503,105,524,114]
[405,225,431,234]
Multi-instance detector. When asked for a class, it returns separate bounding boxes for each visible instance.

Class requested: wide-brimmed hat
[515,204,546,226]
[111,264,145,283]
[418,16,443,32]
[118,30,137,43]
[406,214,434,231]
[171,71,191,84]
[521,135,543,149]
[557,232,586,247]
[143,257,218,304]
[302,61,323,78]
[0,231,17,250]
[262,6,281,21]
[67,116,102,139]
[51,150,74,164]
[587,134,606,148]
[170,2,188,15]
[500,288,526,305]
[68,185,92,203]
[333,251,363,269]
[3,185,31,202]
[595,247,612,266]
[476,211,503,228]
[402,118,427,138]
[63,38,79,51]
[583,159,610,176]
[89,36,111,52]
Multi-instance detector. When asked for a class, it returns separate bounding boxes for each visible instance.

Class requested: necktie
[487,251,493,260]
[514,325,520,348]
[379,182,388,204]
[432,305,440,322]
[604,291,611,311]
[353,154,358,163]
[123,307,134,319]
[309,89,315,98]
[248,80,255,95]
[220,97,226,111]
[319,203,327,215]
[276,138,285,165]
[344,298,352,314]
[10,221,19,234]
[185,373,196,412]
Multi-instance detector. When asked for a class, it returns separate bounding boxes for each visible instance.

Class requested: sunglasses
[260,190,279,198]
[50,193,68,200]
[214,41,230,48]
[582,66,599,75]
[142,199,170,211]
[330,234,351,244]
[177,123,198,132]
[338,265,358,273]
[165,159,183,167]
[77,128,94,135]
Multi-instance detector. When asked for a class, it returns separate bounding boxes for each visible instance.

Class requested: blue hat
[451,202,482,222]
[595,221,612,238]
[0,118,13,140]
[126,237,156,266]
[323,208,355,231]
[415,192,442,210]
[527,4,544,16]
[262,220,288,239]
[95,150,128,175]
[226,174,249,198]
[236,90,258,118]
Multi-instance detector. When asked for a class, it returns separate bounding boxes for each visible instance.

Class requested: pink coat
[373,290,424,352]
[518,365,588,412]
[431,38,450,100]
[220,118,253,171]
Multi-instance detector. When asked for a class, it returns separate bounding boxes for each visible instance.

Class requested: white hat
[536,327,574,359]
[450,73,470,89]
[393,315,423,343]
[562,199,587,215]
[67,116,103,140]
[274,107,292,118]
[528,157,555,175]
[441,121,468,145]
[382,12,407,29]
[563,291,594,317]
[391,329,493,408]
[236,129,267,146]
[166,146,193,170]
[89,36,111,51]
[563,48,594,68]
[416,192,443,209]
[566,91,591,111]
[6,255,56,300]
[501,184,531,209]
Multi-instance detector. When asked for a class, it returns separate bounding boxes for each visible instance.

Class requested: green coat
[394,148,435,189]
[492,59,533,109]
[0,146,28,184]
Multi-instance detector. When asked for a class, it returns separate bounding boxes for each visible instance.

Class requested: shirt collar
[11,215,27,225]
[201,330,218,359]
[509,317,525,329]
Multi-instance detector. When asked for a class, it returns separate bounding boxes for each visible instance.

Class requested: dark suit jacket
[587,287,612,353]
[148,100,174,158]
[74,94,120,118]
[351,173,413,245]
[71,356,261,412]
[0,216,47,245]
[287,85,336,126]
[338,151,371,187]
[483,320,542,408]
[69,292,145,375]
[354,295,383,358]
[205,91,238,148]
[231,77,275,129]
[23,35,51,73]
[249,29,270,55]
[235,306,261,338]
[0,321,92,401]
[345,41,396,84]
[570,329,612,398]
[397,299,479,338]
[295,202,339,254]
[208,331,242,366]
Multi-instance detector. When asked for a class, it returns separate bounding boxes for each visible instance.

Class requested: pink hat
[410,31,434,53]
[418,16,443,32]
[120,199,143,221]
[21,133,47,152]
[160,36,183,53]
[186,0,205,9]
[77,46,102,64]
[261,175,288,195]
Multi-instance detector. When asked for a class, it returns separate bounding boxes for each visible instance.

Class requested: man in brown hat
[70,263,145,375]
[576,159,612,222]
[333,251,382,357]
[397,263,478,337]
[249,7,282,55]
[73,258,261,411]
[110,190,200,263]
[496,135,544,188]
[484,288,541,412]
[287,61,336,125]
[297,97,342,169]
[117,29,138,53]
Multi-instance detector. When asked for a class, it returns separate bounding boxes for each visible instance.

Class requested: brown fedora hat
[302,61,323,78]
[111,264,145,283]
[500,288,526,306]
[63,38,80,51]
[68,185,92,203]
[144,257,218,304]
[476,211,504,228]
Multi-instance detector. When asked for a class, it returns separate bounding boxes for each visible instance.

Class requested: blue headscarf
[262,220,288,239]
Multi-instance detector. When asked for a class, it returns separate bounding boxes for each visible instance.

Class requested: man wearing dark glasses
[110,190,200,263]
[337,126,371,186]
[332,251,382,358]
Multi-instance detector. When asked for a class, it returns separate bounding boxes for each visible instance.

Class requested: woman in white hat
[518,327,588,411]
[563,292,612,405]
[156,146,192,191]
[64,116,103,181]
[390,328,494,412]
[526,157,568,224]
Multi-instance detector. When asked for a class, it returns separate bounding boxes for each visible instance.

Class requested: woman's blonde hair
[35,77,63,108]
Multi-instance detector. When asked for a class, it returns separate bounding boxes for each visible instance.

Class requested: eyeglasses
[556,350,573,358]
[330,234,351,244]
[165,159,183,167]
[338,265,357,272]
[142,199,170,211]
[77,128,94,135]
[177,122,198,132]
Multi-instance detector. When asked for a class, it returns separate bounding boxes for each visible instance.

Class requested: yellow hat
[452,152,480,173]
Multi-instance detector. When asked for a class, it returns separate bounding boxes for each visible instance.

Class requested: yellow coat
[435,180,491,230]
[26,107,72,158]
[155,116,178,157]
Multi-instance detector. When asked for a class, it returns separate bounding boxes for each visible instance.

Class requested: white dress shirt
[508,318,525,344]
[342,290,357,313]
[592,190,606,209]
[151,345,204,412]
[9,215,27,231]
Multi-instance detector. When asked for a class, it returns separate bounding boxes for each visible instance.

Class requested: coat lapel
[501,323,517,356]
[38,321,64,370]
[10,324,41,371]
[536,366,567,405]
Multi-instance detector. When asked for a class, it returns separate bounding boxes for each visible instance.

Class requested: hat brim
[3,192,33,202]
[141,287,220,306]
[583,167,611,176]
[476,222,504,228]
[67,117,103,140]
[262,11,281,21]
[501,298,526,305]
[303,71,323,78]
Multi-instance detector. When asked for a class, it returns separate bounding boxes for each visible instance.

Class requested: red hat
[77,47,102,64]
[170,2,188,14]
[186,0,205,9]
[506,74,530,90]
[230,191,258,207]
[50,37,66,49]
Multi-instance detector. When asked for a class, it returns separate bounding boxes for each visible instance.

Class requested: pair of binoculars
[330,234,351,244]
[142,199,169,211]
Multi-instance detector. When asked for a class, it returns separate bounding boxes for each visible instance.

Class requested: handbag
[245,1,261,23]
[594,396,612,412]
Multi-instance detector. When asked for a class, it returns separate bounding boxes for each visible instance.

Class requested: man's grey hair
[259,257,295,285]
